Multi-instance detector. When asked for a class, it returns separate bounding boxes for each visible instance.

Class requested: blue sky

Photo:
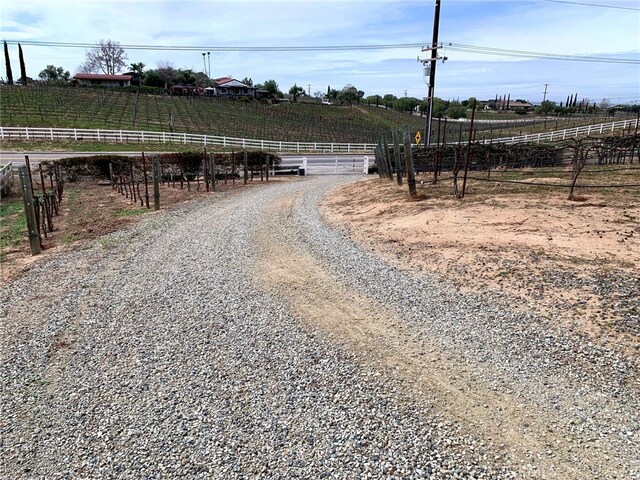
[1,0,639,104]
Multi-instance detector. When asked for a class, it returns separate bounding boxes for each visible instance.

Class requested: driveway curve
[1,176,638,479]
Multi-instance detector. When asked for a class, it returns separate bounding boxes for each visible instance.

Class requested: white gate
[280,155,370,175]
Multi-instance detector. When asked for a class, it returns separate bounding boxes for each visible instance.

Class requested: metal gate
[280,154,370,175]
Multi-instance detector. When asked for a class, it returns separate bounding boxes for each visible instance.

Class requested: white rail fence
[0,126,376,153]
[0,118,636,153]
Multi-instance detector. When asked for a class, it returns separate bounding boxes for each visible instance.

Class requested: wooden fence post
[392,129,403,186]
[403,130,417,199]
[153,157,161,211]
[18,166,41,255]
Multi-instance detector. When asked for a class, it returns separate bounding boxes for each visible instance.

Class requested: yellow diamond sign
[414,131,422,144]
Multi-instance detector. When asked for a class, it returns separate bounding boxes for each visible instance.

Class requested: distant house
[485,99,534,112]
[74,74,132,87]
[211,77,269,99]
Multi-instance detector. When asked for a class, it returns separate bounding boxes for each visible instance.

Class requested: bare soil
[321,176,640,351]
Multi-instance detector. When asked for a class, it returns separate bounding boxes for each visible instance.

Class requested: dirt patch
[321,176,640,350]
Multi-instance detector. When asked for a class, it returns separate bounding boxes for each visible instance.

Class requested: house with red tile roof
[73,74,132,87]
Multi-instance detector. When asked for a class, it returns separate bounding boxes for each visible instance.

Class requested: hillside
[0,85,427,144]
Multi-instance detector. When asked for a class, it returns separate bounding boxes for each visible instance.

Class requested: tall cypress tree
[4,40,13,85]
[18,43,26,84]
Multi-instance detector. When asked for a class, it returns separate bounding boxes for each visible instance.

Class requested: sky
[1,0,639,104]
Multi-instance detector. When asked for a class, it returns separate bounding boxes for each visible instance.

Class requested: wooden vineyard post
[109,162,115,188]
[392,129,403,186]
[266,155,270,182]
[141,152,150,208]
[243,151,248,185]
[374,145,384,179]
[203,148,209,192]
[209,154,216,192]
[382,135,393,180]
[231,151,236,185]
[152,156,161,211]
[403,129,417,199]
[38,164,53,232]
[460,100,477,198]
[18,166,41,255]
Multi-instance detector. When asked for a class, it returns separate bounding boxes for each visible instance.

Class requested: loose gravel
[2,175,638,479]
[2,178,518,479]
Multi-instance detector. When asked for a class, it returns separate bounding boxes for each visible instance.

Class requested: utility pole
[423,0,442,148]
[404,89,408,98]
[307,84,311,96]
[543,83,549,103]
[202,53,207,76]
[207,52,211,78]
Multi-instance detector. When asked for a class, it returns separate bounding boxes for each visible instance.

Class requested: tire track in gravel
[253,186,625,480]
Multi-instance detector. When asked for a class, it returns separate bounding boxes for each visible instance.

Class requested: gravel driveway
[2,176,638,479]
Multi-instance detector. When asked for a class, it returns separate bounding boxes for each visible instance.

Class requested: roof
[507,101,533,108]
[74,74,132,81]
[216,79,252,88]
[214,77,233,85]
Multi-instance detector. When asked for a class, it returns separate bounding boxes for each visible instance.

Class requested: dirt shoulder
[321,177,640,352]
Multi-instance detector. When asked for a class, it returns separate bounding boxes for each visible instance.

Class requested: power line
[542,0,640,11]
[444,43,640,64]
[6,39,640,64]
[5,39,425,52]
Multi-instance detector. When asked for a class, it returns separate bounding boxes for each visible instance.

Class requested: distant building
[74,74,132,87]
[170,83,198,96]
[212,77,269,99]
[485,99,534,111]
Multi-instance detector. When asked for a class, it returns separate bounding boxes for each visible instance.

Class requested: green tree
[338,85,359,106]
[366,94,382,107]
[382,93,397,109]
[431,98,449,117]
[289,83,305,102]
[129,62,145,74]
[395,97,420,114]
[241,77,253,86]
[174,69,196,84]
[142,69,165,88]
[38,65,70,82]
[446,102,466,119]
[535,100,556,115]
[327,88,339,101]
[4,40,13,85]
[263,79,280,97]
[18,43,27,84]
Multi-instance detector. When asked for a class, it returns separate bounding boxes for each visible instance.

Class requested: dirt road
[2,175,638,479]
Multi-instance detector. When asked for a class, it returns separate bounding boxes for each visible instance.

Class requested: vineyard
[0,85,629,145]
[1,149,282,263]
[374,128,640,201]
